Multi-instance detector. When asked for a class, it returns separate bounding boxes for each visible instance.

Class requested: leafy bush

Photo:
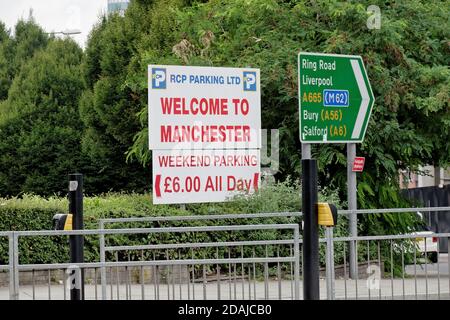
[0,180,417,278]
[0,180,348,266]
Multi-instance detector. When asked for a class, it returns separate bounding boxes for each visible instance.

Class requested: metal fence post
[448,237,450,296]
[325,227,335,300]
[9,232,19,300]
[100,220,107,300]
[294,226,300,300]
[8,233,15,300]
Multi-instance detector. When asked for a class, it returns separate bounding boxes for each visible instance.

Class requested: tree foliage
[121,0,448,234]
[0,37,86,196]
[78,7,153,193]
[0,0,448,236]
[122,0,449,192]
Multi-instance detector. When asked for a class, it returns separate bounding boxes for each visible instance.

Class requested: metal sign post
[301,143,320,300]
[347,143,358,279]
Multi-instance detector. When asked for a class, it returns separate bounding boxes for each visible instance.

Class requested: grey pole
[100,220,107,300]
[325,227,335,300]
[347,143,358,279]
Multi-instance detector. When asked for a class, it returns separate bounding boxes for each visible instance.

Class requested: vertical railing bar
[401,244,405,300]
[95,267,98,300]
[343,242,347,300]
[141,250,145,300]
[377,241,381,300]
[100,221,107,300]
[264,245,269,300]
[390,240,394,300]
[152,252,157,300]
[202,252,207,301]
[294,227,300,301]
[241,246,245,299]
[424,239,428,300]
[13,233,19,300]
[126,253,130,300]
[116,251,120,300]
[233,261,237,300]
[248,264,251,300]
[8,234,15,300]
[48,269,51,300]
[32,269,36,300]
[414,243,417,300]
[355,240,358,300]
[178,250,182,300]
[325,227,335,301]
[277,246,281,300]
[437,240,440,300]
[172,260,175,301]
[191,249,195,301]
[166,249,170,300]
[110,266,113,300]
[63,268,67,301]
[156,264,160,300]
[367,240,371,300]
[289,244,293,300]
[187,254,191,301]
[216,247,221,300]
[178,250,181,300]
[228,248,232,300]
[252,247,256,300]
[447,237,450,300]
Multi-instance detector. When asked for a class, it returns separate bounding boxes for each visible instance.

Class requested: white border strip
[350,59,370,139]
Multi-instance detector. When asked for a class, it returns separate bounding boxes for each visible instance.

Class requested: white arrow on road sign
[350,59,371,139]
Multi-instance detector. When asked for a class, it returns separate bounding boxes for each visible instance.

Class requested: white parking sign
[148,65,261,150]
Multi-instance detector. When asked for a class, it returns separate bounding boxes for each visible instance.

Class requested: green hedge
[0,180,347,266]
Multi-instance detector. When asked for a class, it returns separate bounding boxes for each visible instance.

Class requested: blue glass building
[107,0,129,16]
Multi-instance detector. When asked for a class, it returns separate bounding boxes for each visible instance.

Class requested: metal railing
[3,224,300,300]
[324,232,450,300]
[0,206,449,300]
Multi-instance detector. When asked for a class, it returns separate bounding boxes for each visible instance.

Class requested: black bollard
[69,173,84,300]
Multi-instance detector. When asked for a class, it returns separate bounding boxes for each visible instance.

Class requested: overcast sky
[0,0,107,48]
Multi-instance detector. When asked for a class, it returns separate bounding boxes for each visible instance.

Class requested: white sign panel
[152,149,260,204]
[148,65,261,150]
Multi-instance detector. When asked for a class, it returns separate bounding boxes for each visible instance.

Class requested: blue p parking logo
[152,68,166,89]
[243,71,257,91]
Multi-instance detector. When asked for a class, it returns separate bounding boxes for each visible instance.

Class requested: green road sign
[298,52,374,143]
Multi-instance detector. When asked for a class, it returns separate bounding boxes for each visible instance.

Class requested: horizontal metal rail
[98,206,450,227]
[105,239,296,252]
[340,206,450,215]
[16,257,296,271]
[104,232,450,250]
[100,212,301,224]
[9,223,298,237]
[333,232,450,242]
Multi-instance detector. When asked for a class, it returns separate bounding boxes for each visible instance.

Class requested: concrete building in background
[107,0,129,16]
[400,165,450,189]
